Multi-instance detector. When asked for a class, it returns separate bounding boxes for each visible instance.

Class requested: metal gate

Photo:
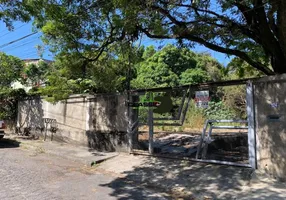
[127,79,257,168]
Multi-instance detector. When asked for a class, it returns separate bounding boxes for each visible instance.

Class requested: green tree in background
[179,68,209,85]
[23,61,51,86]
[224,57,265,79]
[39,44,144,102]
[0,53,24,87]
[132,45,222,88]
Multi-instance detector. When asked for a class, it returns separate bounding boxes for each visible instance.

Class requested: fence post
[148,92,154,154]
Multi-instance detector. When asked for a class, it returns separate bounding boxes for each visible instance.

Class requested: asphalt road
[0,138,168,200]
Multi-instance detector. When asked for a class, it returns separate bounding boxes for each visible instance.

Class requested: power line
[3,40,39,52]
[2,34,41,52]
[0,32,38,49]
[0,23,29,38]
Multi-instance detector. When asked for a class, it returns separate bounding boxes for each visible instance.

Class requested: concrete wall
[17,94,128,152]
[253,75,286,180]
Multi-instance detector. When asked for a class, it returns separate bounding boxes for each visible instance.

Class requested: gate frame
[127,78,258,168]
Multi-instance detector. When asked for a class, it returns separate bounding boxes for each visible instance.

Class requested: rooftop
[22,58,53,63]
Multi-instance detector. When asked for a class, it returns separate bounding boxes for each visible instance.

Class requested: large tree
[132,45,222,88]
[28,0,286,75]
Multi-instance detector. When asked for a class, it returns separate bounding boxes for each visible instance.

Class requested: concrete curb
[13,136,119,166]
[44,148,119,166]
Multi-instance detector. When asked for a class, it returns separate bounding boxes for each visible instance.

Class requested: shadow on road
[99,155,286,200]
[0,138,21,148]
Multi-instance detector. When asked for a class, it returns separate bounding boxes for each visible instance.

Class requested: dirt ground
[137,130,249,163]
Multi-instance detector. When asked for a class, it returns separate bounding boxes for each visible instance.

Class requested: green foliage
[23,61,51,85]
[0,53,24,87]
[224,57,265,79]
[204,101,236,120]
[39,49,136,102]
[38,71,78,103]
[132,45,222,89]
[222,85,247,119]
[196,53,223,81]
[180,68,209,85]
[0,88,28,121]
[0,1,32,30]
[0,53,29,122]
[28,0,286,74]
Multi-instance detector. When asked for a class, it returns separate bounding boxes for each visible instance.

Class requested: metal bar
[208,119,248,123]
[127,116,132,153]
[131,151,251,168]
[129,77,258,94]
[44,123,47,141]
[175,89,187,119]
[202,126,213,159]
[196,120,209,159]
[180,86,193,125]
[139,122,182,126]
[246,81,257,169]
[131,119,139,130]
[211,126,248,129]
[153,117,176,120]
[153,123,182,126]
[131,127,139,134]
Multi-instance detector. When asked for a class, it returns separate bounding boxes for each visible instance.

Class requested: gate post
[127,94,133,153]
[148,92,154,154]
[127,94,139,153]
[246,81,257,169]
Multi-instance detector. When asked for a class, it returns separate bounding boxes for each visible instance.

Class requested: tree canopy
[23,61,51,86]
[37,48,137,102]
[131,45,223,88]
[20,0,286,75]
[0,53,24,87]
[0,0,33,30]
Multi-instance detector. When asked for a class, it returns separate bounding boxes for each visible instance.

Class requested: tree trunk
[271,54,286,74]
[277,0,286,74]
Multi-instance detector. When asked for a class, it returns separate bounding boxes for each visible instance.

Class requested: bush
[0,88,29,129]
[204,101,236,120]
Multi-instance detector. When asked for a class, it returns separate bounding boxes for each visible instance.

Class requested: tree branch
[139,27,274,75]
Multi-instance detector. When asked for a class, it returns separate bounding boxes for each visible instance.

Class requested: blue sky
[0,21,232,66]
[0,21,54,60]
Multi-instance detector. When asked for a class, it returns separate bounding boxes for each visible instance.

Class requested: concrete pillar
[246,81,257,169]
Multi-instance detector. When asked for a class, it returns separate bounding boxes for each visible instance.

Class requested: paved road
[0,139,168,200]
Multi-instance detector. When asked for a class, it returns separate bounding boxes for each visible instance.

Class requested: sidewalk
[9,135,119,166]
